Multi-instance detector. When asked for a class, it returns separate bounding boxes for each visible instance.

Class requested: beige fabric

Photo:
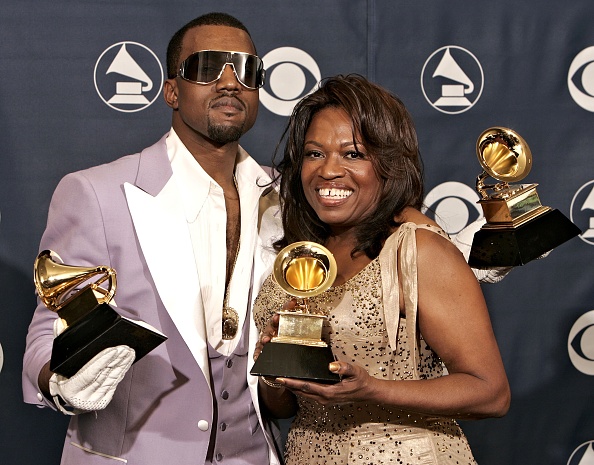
[253,223,476,464]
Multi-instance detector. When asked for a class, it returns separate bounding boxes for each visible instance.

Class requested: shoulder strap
[415,223,451,240]
[379,222,450,380]
[379,223,418,362]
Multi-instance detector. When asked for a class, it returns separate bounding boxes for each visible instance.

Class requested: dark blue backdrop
[1,1,593,464]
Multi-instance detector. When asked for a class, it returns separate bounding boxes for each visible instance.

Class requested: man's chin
[207,124,244,145]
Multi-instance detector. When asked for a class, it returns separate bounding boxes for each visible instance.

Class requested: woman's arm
[375,227,511,418]
[277,227,510,420]
[254,313,298,419]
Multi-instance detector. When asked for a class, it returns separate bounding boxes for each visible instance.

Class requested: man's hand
[453,218,514,283]
[49,345,135,415]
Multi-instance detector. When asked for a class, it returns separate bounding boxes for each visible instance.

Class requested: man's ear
[163,79,178,109]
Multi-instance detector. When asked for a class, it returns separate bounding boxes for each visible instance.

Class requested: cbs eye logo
[260,47,321,116]
[568,310,594,376]
[422,181,482,237]
[568,46,594,112]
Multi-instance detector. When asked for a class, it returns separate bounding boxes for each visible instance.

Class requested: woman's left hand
[277,360,374,406]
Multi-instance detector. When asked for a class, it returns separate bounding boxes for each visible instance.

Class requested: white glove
[53,317,67,337]
[453,218,513,284]
[49,345,135,415]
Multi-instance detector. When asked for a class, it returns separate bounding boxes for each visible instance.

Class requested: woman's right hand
[253,298,300,419]
[254,313,279,361]
[253,298,298,361]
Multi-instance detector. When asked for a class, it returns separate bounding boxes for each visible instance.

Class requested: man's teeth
[318,188,352,198]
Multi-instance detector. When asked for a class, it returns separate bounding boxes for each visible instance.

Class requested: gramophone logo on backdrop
[568,310,594,376]
[260,47,321,116]
[571,180,594,245]
[421,181,483,239]
[94,42,163,113]
[567,440,594,465]
[421,46,484,114]
[568,46,594,112]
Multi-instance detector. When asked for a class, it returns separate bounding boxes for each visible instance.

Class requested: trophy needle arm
[476,171,494,200]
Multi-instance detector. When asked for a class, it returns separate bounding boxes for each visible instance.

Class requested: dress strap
[415,222,450,239]
[379,223,416,357]
[379,222,450,379]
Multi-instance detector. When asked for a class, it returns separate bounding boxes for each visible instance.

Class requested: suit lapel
[124,137,209,380]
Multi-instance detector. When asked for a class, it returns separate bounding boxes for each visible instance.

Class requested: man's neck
[193,147,238,189]
[175,129,239,188]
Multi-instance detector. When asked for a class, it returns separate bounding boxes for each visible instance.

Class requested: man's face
[169,25,260,146]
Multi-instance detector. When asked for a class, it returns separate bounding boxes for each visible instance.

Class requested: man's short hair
[166,12,253,79]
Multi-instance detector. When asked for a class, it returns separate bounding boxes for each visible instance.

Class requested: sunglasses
[177,50,266,90]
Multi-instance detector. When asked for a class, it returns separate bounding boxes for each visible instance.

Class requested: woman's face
[300,107,382,233]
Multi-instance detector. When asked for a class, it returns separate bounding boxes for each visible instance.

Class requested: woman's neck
[324,233,372,287]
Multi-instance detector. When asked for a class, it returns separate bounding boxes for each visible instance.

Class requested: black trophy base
[251,342,340,384]
[50,289,167,378]
[469,208,582,267]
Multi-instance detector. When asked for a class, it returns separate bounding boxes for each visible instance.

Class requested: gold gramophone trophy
[250,241,340,383]
[34,250,167,378]
[468,127,581,267]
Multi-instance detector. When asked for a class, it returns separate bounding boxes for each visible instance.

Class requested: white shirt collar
[166,128,272,222]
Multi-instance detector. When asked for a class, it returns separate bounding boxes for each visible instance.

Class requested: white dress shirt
[166,129,272,355]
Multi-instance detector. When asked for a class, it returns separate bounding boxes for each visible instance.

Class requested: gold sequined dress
[253,223,476,464]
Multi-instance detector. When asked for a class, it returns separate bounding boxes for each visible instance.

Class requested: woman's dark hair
[273,74,424,259]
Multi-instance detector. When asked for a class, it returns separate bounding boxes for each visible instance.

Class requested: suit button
[197,420,209,431]
[221,390,229,400]
[216,453,223,461]
[220,422,227,431]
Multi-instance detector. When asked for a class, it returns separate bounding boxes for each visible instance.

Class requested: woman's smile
[301,107,381,231]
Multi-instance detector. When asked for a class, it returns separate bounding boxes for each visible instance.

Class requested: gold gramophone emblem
[475,127,548,227]
[33,250,167,378]
[34,250,116,327]
[469,127,581,266]
[272,241,337,347]
[251,241,340,383]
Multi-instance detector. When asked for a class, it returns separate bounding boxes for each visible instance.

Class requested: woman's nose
[318,155,345,179]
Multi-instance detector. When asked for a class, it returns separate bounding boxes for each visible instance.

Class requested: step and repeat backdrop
[1,1,593,464]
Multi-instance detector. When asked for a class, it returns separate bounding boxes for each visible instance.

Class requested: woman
[253,75,510,464]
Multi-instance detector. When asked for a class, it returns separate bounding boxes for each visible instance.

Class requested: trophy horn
[34,250,117,312]
[251,241,341,383]
[273,241,337,302]
[475,127,532,199]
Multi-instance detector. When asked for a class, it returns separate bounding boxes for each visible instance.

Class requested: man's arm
[23,171,133,412]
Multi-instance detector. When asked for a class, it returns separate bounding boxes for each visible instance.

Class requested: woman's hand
[254,298,300,419]
[254,312,279,362]
[253,298,297,361]
[277,361,375,406]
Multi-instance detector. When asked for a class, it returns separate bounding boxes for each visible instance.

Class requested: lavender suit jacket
[22,134,282,465]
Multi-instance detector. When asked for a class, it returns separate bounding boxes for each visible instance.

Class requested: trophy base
[469,208,581,267]
[250,342,340,384]
[50,289,167,378]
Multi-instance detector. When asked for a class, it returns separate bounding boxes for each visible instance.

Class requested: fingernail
[329,362,340,372]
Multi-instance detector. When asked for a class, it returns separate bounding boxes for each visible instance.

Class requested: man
[23,12,282,465]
